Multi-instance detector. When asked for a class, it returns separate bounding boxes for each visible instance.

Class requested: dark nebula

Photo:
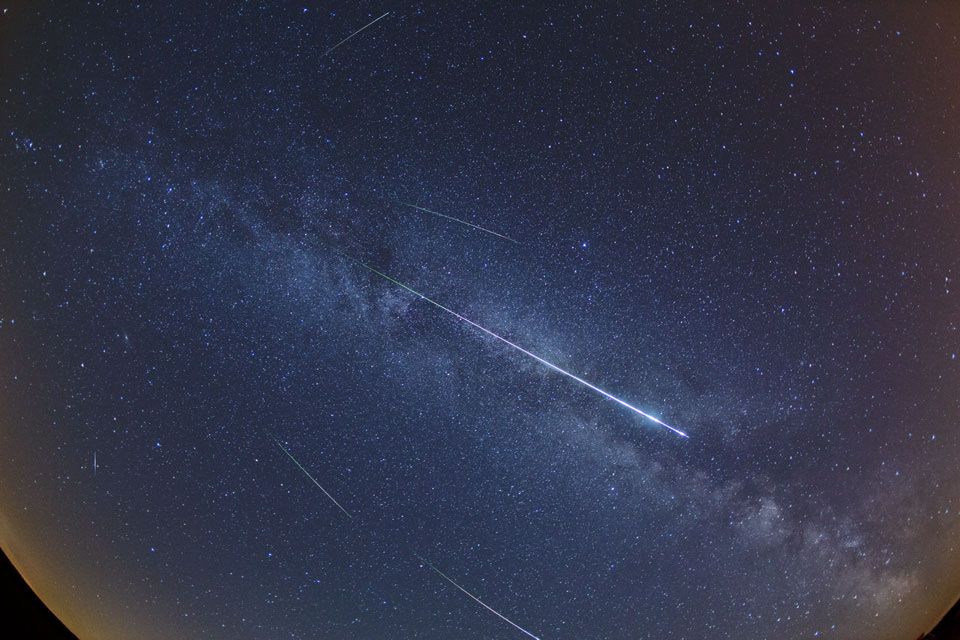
[1,3,959,639]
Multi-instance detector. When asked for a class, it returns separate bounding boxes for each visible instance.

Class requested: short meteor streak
[416,555,541,640]
[355,261,688,438]
[273,429,542,638]
[400,202,519,244]
[273,438,353,518]
[322,12,391,57]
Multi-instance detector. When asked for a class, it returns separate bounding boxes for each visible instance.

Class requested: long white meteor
[322,12,391,57]
[399,202,519,244]
[416,555,541,640]
[273,438,353,518]
[355,261,688,438]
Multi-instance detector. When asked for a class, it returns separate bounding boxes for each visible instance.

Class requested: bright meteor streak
[355,260,688,438]
[273,438,353,518]
[322,12,391,57]
[416,555,542,640]
[399,202,519,244]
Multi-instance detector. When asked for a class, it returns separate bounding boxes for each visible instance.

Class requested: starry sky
[2,2,960,639]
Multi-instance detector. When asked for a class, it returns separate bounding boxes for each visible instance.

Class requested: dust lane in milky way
[1,3,959,640]
[352,257,688,437]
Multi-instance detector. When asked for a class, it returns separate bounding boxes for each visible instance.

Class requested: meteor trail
[416,555,541,640]
[271,432,543,638]
[353,260,688,438]
[273,438,353,518]
[399,202,519,243]
[322,12,390,57]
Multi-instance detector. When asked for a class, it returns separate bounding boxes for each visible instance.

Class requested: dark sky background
[2,2,959,639]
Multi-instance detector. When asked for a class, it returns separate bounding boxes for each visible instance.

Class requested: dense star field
[2,2,959,639]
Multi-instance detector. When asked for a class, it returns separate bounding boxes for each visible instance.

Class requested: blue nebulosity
[1,2,959,640]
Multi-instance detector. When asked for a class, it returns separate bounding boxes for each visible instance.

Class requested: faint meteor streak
[322,12,391,57]
[399,202,519,243]
[416,555,541,640]
[354,260,688,438]
[271,430,543,638]
[273,438,353,518]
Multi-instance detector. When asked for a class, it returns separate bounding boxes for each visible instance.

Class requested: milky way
[1,3,959,640]
[350,255,688,437]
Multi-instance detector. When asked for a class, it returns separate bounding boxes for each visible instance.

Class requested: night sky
[2,2,960,639]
